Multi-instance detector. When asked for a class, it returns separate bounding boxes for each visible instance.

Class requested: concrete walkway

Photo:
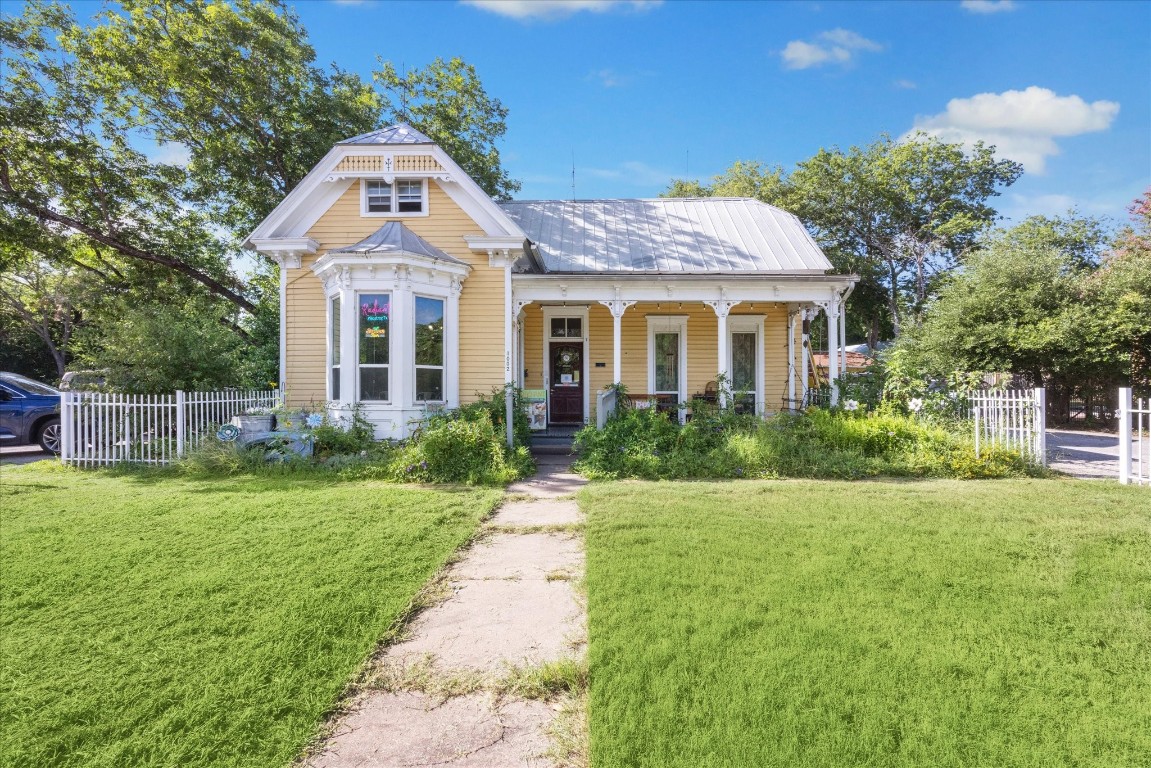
[304,454,587,768]
[1046,429,1127,480]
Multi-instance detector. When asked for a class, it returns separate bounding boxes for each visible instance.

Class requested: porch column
[787,308,797,409]
[839,299,848,381]
[800,307,812,405]
[598,293,636,386]
[827,297,840,406]
[705,295,741,407]
[491,249,514,449]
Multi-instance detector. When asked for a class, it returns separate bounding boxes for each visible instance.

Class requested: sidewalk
[304,454,587,767]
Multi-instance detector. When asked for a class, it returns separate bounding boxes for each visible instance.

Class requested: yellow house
[245,124,857,439]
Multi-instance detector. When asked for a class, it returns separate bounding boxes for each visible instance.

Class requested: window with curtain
[731,332,756,393]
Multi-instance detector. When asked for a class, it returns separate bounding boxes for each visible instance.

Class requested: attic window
[363,179,426,216]
[365,180,391,213]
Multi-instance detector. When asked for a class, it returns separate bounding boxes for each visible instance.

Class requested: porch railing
[60,389,280,466]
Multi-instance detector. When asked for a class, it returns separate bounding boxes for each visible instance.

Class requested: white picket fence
[60,389,280,466]
[1118,387,1150,486]
[970,388,1047,466]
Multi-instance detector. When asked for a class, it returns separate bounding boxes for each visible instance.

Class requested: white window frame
[328,294,341,402]
[647,315,688,422]
[360,178,429,217]
[356,290,392,404]
[728,315,765,416]
[541,305,590,425]
[413,294,446,404]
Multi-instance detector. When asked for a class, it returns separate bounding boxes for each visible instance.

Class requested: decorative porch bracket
[598,293,637,386]
[704,296,743,407]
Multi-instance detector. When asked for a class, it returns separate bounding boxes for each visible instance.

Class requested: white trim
[541,305,590,425]
[244,142,525,247]
[279,264,288,391]
[728,315,766,416]
[360,177,430,218]
[647,314,688,422]
[512,275,856,304]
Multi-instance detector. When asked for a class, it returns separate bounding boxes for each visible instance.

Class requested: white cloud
[894,79,917,90]
[461,0,661,21]
[780,28,882,70]
[960,0,1017,14]
[908,86,1120,173]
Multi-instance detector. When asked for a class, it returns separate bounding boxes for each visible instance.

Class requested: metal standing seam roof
[339,123,436,145]
[499,198,833,274]
[328,221,469,266]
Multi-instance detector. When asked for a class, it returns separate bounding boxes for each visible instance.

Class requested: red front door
[549,342,583,424]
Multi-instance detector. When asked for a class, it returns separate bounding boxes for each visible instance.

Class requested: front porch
[506,276,855,430]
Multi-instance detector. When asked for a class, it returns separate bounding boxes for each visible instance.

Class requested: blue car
[0,372,62,454]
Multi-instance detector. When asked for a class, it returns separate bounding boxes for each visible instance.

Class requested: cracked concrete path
[306,455,587,768]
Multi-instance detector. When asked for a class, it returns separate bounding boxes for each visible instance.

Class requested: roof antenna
[571,148,576,201]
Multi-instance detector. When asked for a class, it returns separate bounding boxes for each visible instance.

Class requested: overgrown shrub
[575,406,1040,481]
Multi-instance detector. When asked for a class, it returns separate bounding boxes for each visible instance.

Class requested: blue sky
[285,0,1148,227]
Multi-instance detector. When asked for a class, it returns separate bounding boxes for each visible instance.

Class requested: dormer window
[362,179,426,216]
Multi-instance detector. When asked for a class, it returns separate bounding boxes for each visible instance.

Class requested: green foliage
[575,407,1036,481]
[73,296,245,393]
[901,210,1151,419]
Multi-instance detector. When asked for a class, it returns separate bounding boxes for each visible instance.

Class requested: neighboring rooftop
[328,221,468,266]
[339,123,435,146]
[499,198,832,274]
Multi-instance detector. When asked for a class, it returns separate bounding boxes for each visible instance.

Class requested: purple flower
[735,467,744,476]
[420,460,428,469]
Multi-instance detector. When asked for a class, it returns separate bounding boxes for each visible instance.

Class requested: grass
[583,478,1151,767]
[0,462,500,768]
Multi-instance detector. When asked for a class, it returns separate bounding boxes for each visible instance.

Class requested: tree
[786,134,1022,336]
[376,57,520,201]
[1,0,519,388]
[901,210,1151,421]
[660,135,1022,345]
[85,0,381,234]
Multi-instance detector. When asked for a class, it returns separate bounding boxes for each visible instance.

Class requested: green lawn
[0,463,500,768]
[584,479,1151,768]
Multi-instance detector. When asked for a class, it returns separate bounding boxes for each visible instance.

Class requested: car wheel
[38,417,61,454]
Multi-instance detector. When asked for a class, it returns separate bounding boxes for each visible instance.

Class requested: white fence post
[1119,387,1132,485]
[60,392,72,464]
[176,390,187,458]
[973,406,981,458]
[1034,387,1047,466]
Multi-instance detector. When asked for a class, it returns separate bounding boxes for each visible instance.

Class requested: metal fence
[1118,387,1150,486]
[60,389,280,466]
[970,388,1047,466]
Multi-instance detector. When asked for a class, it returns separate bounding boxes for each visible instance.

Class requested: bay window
[330,295,341,400]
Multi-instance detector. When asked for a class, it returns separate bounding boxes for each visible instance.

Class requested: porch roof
[499,198,833,275]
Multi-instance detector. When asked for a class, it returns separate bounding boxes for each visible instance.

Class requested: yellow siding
[285,181,502,406]
[520,302,795,422]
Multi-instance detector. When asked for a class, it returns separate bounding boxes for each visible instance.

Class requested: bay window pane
[415,297,444,366]
[416,368,443,401]
[360,367,389,401]
[330,295,341,400]
[359,293,390,365]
